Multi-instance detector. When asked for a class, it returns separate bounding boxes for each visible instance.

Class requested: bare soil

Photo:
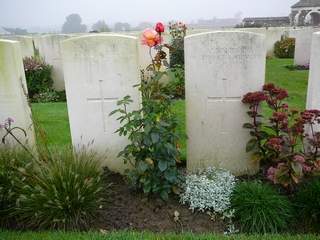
[95,170,225,234]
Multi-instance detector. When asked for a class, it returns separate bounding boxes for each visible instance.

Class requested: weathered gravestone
[292,27,320,66]
[185,31,266,175]
[38,34,72,91]
[306,32,320,110]
[0,39,35,147]
[62,34,141,173]
[0,35,34,58]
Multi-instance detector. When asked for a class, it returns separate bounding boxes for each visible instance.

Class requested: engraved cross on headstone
[207,78,241,134]
[86,80,118,132]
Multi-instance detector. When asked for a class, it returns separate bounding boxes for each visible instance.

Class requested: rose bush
[111,22,182,200]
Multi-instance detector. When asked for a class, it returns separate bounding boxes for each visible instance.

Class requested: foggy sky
[1,0,298,28]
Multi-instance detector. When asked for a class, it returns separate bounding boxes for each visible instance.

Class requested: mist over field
[0,0,297,32]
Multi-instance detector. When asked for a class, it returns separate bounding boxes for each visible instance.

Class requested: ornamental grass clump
[294,177,320,231]
[14,149,104,230]
[231,181,293,234]
[0,147,34,227]
[180,168,236,214]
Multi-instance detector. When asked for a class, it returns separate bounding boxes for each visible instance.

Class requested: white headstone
[0,35,34,58]
[0,40,35,147]
[185,31,266,175]
[188,27,291,57]
[292,27,320,66]
[62,34,141,173]
[38,34,72,91]
[306,32,320,110]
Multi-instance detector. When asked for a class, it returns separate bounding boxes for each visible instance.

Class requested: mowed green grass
[31,58,309,156]
[31,102,71,147]
[265,58,309,110]
[0,231,318,240]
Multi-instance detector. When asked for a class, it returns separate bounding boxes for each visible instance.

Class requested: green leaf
[151,132,160,144]
[160,190,169,201]
[291,161,303,177]
[137,161,148,172]
[109,109,119,116]
[243,123,254,129]
[158,160,168,172]
[164,169,177,182]
[143,137,152,147]
[143,182,152,193]
[246,138,258,152]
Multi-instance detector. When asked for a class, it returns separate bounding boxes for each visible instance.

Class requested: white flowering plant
[180,167,236,214]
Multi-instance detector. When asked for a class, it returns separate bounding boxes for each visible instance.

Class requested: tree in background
[2,27,28,35]
[114,22,131,32]
[62,14,87,33]
[91,20,111,32]
[134,22,154,31]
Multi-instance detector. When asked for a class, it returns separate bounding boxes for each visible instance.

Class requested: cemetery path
[95,170,225,233]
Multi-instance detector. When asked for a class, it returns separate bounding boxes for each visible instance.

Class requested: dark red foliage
[242,83,320,189]
[266,137,284,152]
[242,91,267,105]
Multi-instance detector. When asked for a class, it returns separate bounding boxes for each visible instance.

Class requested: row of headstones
[0,33,170,91]
[1,31,320,176]
[1,26,318,92]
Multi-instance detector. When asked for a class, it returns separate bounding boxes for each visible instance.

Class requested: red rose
[155,22,165,33]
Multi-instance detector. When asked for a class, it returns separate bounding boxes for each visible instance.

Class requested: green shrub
[0,147,33,227]
[170,39,185,67]
[294,178,320,231]
[168,21,187,67]
[274,37,295,58]
[32,90,67,103]
[164,65,185,99]
[231,181,292,234]
[23,56,53,99]
[112,30,182,201]
[32,89,60,103]
[111,88,182,201]
[13,149,104,230]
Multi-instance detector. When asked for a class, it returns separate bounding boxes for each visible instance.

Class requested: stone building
[291,0,320,26]
[241,17,290,28]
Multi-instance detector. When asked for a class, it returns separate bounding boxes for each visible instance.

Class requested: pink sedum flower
[141,28,162,47]
[267,167,276,183]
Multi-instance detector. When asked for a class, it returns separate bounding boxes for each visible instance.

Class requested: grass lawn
[0,231,318,240]
[265,58,308,110]
[31,102,71,148]
[31,58,309,156]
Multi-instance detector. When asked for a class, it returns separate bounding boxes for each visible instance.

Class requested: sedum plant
[242,83,320,189]
[180,168,236,214]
